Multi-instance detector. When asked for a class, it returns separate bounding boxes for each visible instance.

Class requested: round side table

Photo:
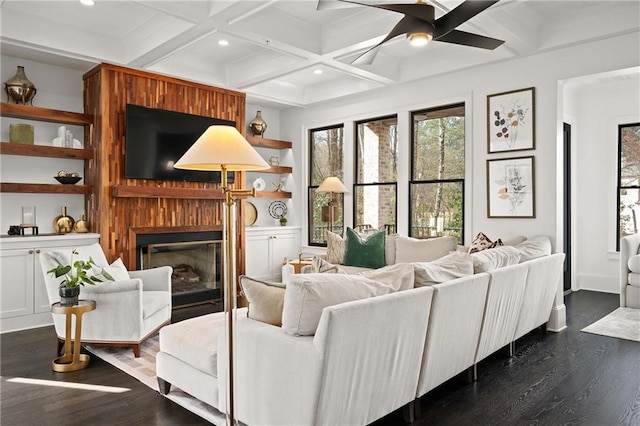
[51,299,96,372]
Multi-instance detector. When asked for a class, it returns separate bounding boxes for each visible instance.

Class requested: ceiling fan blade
[368,3,435,22]
[434,0,498,38]
[317,0,363,11]
[435,29,504,50]
[351,16,417,65]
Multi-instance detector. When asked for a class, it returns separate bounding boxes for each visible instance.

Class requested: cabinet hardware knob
[36,249,41,254]
[28,250,34,254]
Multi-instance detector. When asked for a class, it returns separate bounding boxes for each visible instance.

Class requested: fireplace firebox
[136,231,222,307]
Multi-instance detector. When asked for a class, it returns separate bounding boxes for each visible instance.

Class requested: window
[617,122,640,249]
[354,115,398,234]
[410,104,465,242]
[308,125,344,245]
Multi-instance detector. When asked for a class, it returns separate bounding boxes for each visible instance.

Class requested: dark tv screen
[124,104,235,183]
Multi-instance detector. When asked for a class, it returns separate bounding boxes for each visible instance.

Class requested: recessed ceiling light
[218,40,229,47]
[313,69,323,75]
[80,0,95,5]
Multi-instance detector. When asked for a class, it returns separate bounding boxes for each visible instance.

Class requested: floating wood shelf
[246,136,292,149]
[1,103,92,125]
[254,191,292,199]
[263,165,292,174]
[0,182,92,194]
[112,185,225,199]
[0,142,93,159]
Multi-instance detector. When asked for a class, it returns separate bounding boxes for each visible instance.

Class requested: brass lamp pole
[174,125,269,425]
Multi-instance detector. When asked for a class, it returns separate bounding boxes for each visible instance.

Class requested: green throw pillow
[343,227,386,269]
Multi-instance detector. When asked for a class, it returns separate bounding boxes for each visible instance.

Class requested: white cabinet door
[0,249,34,319]
[245,234,272,280]
[245,227,301,281]
[269,232,300,279]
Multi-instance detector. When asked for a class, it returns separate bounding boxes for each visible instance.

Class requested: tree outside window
[309,125,344,245]
[618,122,640,249]
[354,116,398,234]
[410,104,465,242]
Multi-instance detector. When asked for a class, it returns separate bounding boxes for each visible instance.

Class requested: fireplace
[136,231,222,307]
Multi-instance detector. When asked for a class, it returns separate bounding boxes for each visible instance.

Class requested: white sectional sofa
[619,233,640,308]
[156,241,565,425]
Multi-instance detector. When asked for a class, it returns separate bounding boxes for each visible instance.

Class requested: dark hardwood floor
[2,291,638,426]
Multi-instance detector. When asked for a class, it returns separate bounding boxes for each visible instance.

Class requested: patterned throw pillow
[468,232,503,254]
[311,256,340,273]
[343,227,386,269]
[326,231,346,264]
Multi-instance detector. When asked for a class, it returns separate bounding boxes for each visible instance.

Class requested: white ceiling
[1,0,639,109]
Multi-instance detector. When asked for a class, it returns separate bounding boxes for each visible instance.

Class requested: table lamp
[174,125,269,424]
[316,176,349,233]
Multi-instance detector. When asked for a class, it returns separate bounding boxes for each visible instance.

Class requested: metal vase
[249,110,267,137]
[4,66,37,105]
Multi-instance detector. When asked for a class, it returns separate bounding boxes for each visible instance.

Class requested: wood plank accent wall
[83,63,247,276]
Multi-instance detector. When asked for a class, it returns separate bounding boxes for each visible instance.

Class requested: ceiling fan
[318,0,505,65]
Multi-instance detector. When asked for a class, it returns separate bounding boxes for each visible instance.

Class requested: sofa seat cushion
[142,291,171,319]
[395,235,458,263]
[282,263,415,336]
[628,272,640,288]
[628,255,640,274]
[158,311,230,376]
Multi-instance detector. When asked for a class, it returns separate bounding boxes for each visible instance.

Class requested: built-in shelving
[112,185,291,199]
[246,136,292,149]
[263,165,292,174]
[246,135,293,199]
[1,103,92,125]
[254,191,292,199]
[0,182,92,195]
[0,142,93,159]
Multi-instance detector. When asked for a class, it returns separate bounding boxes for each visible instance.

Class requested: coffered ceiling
[1,0,639,108]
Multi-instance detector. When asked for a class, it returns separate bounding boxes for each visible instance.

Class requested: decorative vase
[4,66,37,105]
[52,207,75,234]
[59,286,80,306]
[249,110,267,137]
[74,214,90,233]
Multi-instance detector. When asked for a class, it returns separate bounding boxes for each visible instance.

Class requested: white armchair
[620,234,640,308]
[40,243,172,357]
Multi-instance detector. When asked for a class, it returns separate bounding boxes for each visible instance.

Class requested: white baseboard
[576,273,619,294]
[1,312,52,334]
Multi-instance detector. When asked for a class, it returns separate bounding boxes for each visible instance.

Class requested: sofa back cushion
[395,235,458,263]
[281,263,414,336]
[470,246,521,273]
[413,251,474,287]
[515,235,551,262]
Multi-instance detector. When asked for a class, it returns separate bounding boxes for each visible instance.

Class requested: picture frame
[487,87,535,153]
[486,156,535,218]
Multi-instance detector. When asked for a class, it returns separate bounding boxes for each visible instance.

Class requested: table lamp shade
[316,176,348,193]
[174,125,269,171]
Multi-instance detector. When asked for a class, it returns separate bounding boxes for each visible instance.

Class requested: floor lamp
[316,176,349,234]
[174,125,269,425]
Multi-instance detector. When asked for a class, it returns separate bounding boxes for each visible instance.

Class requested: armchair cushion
[628,255,640,273]
[102,258,130,281]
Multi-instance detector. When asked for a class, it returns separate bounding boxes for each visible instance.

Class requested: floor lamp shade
[316,177,348,233]
[174,124,268,425]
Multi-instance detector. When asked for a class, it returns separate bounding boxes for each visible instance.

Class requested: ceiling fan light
[408,32,432,47]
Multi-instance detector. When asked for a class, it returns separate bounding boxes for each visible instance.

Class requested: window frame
[616,121,640,251]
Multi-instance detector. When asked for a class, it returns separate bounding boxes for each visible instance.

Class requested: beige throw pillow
[395,235,458,263]
[239,276,286,326]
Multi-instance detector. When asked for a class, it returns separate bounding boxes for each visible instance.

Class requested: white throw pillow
[628,255,640,274]
[395,235,458,263]
[515,235,552,262]
[471,246,521,273]
[281,263,414,336]
[385,234,398,265]
[413,251,474,287]
[326,231,345,264]
[101,258,130,281]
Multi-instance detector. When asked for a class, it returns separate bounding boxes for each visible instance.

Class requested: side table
[288,259,313,274]
[51,299,96,372]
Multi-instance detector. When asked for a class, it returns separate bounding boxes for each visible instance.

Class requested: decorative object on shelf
[53,207,75,234]
[487,155,535,218]
[252,176,266,191]
[268,200,288,219]
[273,182,283,192]
[52,126,82,148]
[249,110,268,137]
[173,124,269,424]
[9,123,34,144]
[245,202,258,226]
[316,176,349,232]
[269,155,279,166]
[46,249,114,306]
[19,205,39,235]
[74,214,90,233]
[279,215,288,226]
[4,65,37,105]
[54,170,82,185]
[487,87,535,153]
[7,225,21,236]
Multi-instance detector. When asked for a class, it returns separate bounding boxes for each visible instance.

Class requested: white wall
[567,75,640,293]
[280,32,640,255]
[1,56,86,233]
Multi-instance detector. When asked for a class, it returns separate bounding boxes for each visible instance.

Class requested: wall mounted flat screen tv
[125,104,235,183]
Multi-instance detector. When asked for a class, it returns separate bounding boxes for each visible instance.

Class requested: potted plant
[279,215,288,226]
[47,249,114,306]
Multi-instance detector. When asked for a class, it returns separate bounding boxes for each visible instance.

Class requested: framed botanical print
[487,156,535,218]
[487,87,535,153]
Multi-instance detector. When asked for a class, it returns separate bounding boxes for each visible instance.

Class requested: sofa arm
[620,234,640,307]
[129,266,172,292]
[218,315,323,426]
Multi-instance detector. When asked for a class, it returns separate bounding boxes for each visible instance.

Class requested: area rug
[581,307,640,342]
[85,337,225,425]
